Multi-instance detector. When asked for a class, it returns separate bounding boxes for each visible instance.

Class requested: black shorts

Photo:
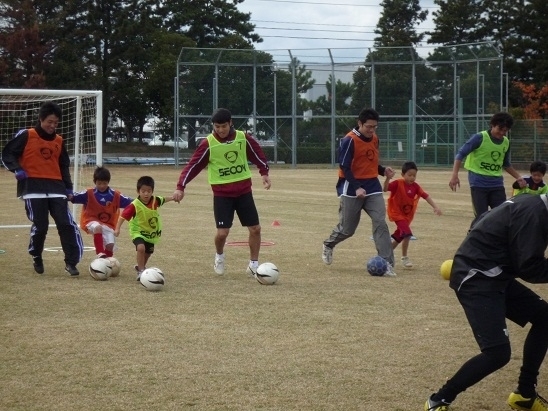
[213,192,259,229]
[457,276,548,350]
[133,237,155,254]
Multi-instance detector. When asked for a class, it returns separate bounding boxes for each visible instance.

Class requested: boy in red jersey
[70,166,133,258]
[383,161,441,268]
[322,108,397,276]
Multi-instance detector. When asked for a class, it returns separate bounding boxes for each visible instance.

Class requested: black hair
[137,176,155,191]
[402,161,418,174]
[93,166,111,183]
[490,112,513,130]
[357,108,380,123]
[211,108,232,124]
[530,160,547,175]
[39,101,62,121]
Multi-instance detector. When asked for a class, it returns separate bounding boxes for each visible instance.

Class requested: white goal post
[0,89,103,228]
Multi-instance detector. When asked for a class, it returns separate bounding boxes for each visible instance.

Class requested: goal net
[0,89,103,228]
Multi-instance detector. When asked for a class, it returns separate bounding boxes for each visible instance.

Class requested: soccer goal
[0,89,103,228]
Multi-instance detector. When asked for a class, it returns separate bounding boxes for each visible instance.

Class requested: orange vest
[338,132,379,179]
[79,189,121,232]
[387,180,421,223]
[19,129,63,179]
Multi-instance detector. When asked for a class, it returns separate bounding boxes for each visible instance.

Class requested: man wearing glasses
[449,112,526,224]
[322,108,397,276]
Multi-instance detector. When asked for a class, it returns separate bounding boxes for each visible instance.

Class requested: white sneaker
[322,244,333,265]
[214,256,225,275]
[384,263,397,277]
[401,256,413,268]
[246,265,257,278]
[134,265,144,281]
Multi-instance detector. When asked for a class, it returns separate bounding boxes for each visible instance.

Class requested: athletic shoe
[33,256,44,274]
[97,253,108,259]
[384,262,397,277]
[508,391,548,411]
[401,256,413,268]
[214,255,225,275]
[322,244,333,265]
[424,395,451,410]
[64,264,79,277]
[246,265,257,278]
[134,265,144,281]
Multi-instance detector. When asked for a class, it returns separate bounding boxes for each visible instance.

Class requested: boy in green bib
[512,160,548,196]
[115,176,175,280]
[173,108,271,278]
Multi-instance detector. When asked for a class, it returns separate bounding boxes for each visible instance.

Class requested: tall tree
[427,0,484,44]
[424,43,503,115]
[310,76,355,117]
[374,0,428,47]
[351,0,430,116]
[160,0,260,47]
[0,0,263,141]
[0,0,50,87]
[303,76,355,146]
[427,0,548,102]
[511,81,548,120]
[480,0,527,82]
[502,0,548,82]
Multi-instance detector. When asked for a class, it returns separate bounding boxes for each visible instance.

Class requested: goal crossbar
[0,89,103,229]
[0,89,103,169]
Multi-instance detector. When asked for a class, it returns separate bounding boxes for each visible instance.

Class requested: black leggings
[433,311,548,403]
[434,344,511,403]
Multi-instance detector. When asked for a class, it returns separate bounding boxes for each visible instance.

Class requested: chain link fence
[175,44,543,167]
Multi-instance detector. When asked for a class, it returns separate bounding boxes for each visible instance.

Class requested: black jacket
[450,194,548,292]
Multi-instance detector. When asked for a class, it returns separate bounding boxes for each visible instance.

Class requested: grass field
[0,165,546,410]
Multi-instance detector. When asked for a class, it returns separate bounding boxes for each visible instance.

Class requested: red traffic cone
[271,220,280,227]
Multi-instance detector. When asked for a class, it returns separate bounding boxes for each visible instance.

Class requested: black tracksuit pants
[25,197,83,266]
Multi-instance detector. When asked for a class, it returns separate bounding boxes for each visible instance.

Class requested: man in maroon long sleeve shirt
[173,108,271,277]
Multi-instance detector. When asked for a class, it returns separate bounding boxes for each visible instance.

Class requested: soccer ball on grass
[440,259,453,280]
[255,262,279,285]
[89,258,112,281]
[366,256,388,276]
[140,267,165,291]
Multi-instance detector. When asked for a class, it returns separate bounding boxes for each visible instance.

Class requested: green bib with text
[464,130,509,177]
[129,197,163,244]
[207,130,252,184]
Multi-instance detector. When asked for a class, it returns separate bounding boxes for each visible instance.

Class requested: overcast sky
[237,0,439,63]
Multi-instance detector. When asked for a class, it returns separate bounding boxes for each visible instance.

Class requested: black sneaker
[33,256,44,274]
[65,264,80,276]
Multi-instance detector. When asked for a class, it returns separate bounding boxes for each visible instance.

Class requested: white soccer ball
[107,257,121,277]
[89,258,112,281]
[255,262,279,285]
[140,267,165,291]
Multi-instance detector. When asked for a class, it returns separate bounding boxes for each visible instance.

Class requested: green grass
[0,166,544,410]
